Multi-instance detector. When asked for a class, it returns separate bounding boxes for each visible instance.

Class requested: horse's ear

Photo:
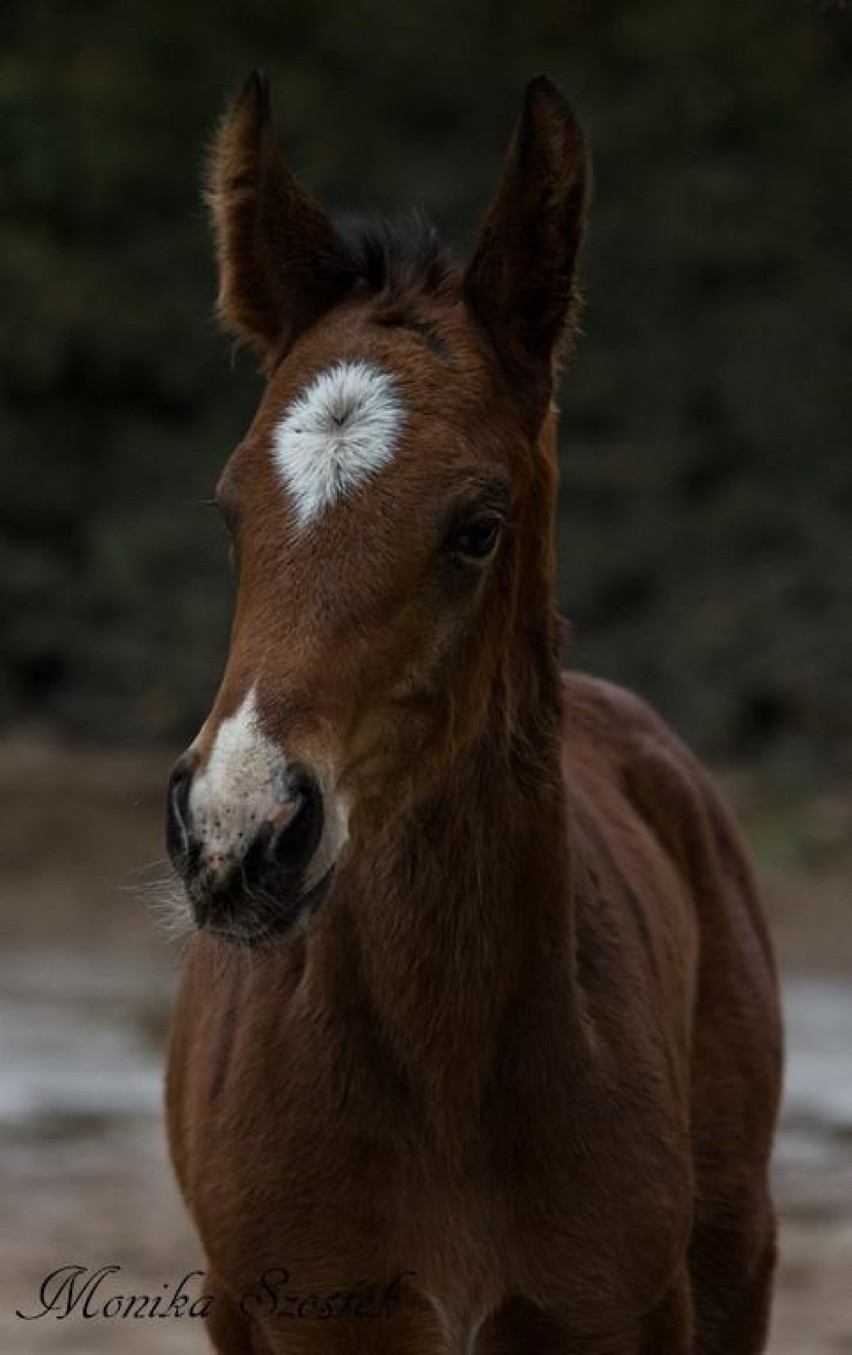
[206,72,346,369]
[464,76,590,397]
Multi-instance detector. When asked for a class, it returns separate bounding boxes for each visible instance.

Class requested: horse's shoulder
[559,669,731,872]
[561,669,693,771]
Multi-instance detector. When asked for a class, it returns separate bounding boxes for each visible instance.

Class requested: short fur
[168,71,782,1354]
[272,360,405,523]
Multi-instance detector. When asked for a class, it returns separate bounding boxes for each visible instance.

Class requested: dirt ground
[1,735,850,1353]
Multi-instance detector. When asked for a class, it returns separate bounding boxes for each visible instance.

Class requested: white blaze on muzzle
[189,686,283,875]
[189,686,348,889]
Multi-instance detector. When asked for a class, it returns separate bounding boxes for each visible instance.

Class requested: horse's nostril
[166,759,197,871]
[263,776,324,880]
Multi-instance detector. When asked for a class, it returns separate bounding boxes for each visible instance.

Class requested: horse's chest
[188,1067,488,1297]
[186,1064,393,1273]
[186,1055,684,1321]
[176,981,690,1328]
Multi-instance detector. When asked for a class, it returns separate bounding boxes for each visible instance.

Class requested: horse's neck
[317,692,576,1120]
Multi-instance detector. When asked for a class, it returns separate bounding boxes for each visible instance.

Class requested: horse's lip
[193,865,336,945]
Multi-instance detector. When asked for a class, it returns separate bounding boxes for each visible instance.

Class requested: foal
[166,73,782,1354]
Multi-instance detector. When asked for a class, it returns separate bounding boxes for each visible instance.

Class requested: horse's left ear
[206,71,346,369]
[464,76,591,395]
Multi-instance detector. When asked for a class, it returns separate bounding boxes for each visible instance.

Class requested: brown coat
[165,73,782,1354]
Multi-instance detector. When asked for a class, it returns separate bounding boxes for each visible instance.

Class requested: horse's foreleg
[474,1271,694,1354]
[202,1268,269,1355]
[637,1267,693,1354]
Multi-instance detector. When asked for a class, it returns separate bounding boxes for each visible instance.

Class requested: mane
[328,210,459,304]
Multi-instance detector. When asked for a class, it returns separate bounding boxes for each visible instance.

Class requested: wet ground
[1,736,850,1353]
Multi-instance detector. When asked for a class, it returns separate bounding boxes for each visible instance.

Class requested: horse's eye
[449,516,502,561]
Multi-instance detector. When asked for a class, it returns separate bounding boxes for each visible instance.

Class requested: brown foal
[165,72,783,1354]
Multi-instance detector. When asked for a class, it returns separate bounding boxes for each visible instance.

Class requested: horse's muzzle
[165,755,328,940]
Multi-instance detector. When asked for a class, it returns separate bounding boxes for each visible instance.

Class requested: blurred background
[0,1,850,1351]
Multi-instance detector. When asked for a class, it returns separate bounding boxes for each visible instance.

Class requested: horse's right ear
[464,77,590,402]
[206,72,346,370]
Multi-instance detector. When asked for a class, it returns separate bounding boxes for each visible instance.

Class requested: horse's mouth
[187,866,336,946]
